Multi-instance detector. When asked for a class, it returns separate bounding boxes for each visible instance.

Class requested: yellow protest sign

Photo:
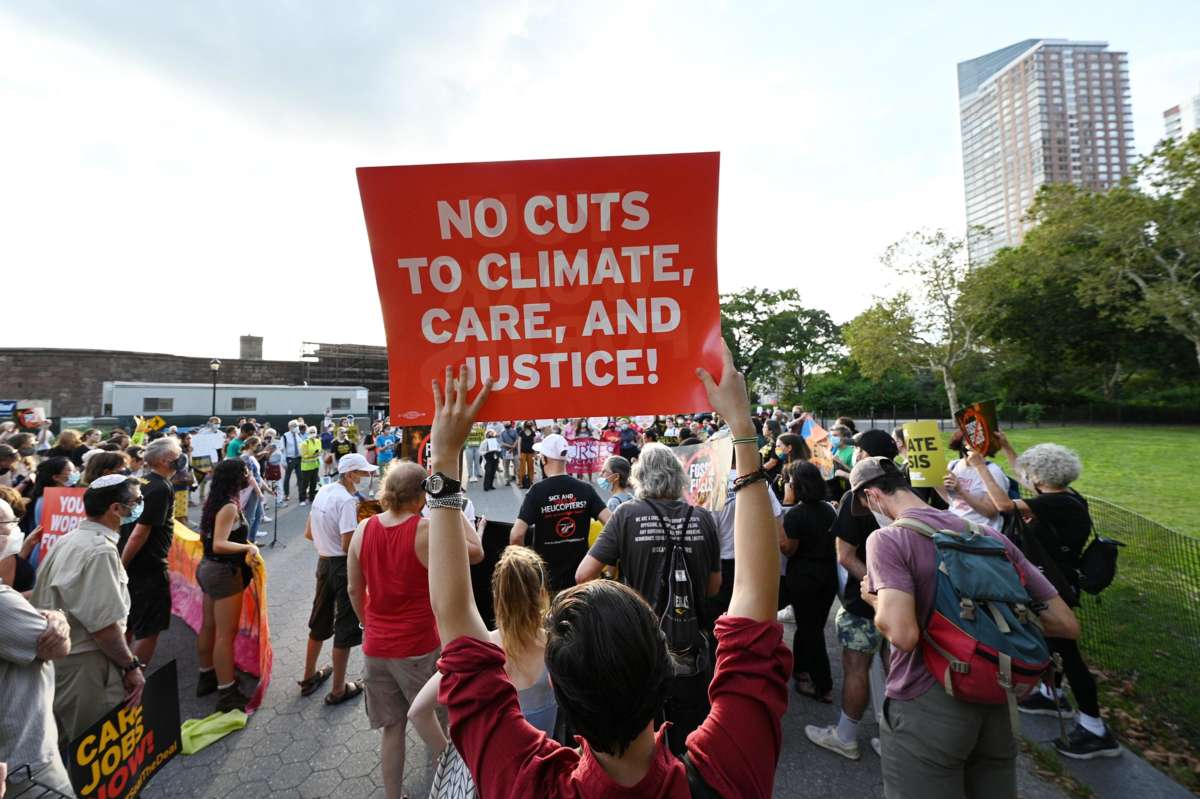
[902,421,948,487]
[146,416,167,431]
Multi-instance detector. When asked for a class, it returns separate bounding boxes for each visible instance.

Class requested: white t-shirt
[947,458,1007,529]
[310,482,360,558]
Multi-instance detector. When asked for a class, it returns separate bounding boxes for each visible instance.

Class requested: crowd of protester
[0,367,1122,797]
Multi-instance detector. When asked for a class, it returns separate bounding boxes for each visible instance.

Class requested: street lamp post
[210,359,221,418]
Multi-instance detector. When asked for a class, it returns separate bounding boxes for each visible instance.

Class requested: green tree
[720,288,840,402]
[843,230,978,411]
[1019,132,1200,370]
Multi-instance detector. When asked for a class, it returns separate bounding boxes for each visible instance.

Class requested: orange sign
[39,486,88,559]
[357,153,724,424]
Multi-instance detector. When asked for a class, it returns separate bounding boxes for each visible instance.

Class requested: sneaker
[255,532,270,543]
[196,669,218,697]
[871,737,881,757]
[300,500,308,506]
[261,516,273,523]
[777,606,795,623]
[1019,692,1075,718]
[216,683,250,713]
[1055,725,1121,760]
[805,724,860,761]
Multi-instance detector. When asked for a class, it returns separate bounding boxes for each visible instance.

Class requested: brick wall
[0,348,307,416]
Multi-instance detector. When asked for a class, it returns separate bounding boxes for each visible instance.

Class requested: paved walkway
[144,478,1071,798]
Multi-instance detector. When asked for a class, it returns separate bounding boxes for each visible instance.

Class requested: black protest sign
[68,660,182,799]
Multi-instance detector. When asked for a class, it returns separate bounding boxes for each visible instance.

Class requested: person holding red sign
[424,345,790,798]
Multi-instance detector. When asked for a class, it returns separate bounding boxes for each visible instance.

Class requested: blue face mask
[598,477,611,492]
[65,471,80,486]
[830,435,842,448]
[121,501,144,525]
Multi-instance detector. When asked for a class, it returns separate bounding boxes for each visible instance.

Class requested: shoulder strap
[678,751,721,799]
[893,517,980,540]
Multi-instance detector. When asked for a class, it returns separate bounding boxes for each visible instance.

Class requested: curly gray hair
[632,443,686,500]
[1015,443,1081,489]
[144,436,182,467]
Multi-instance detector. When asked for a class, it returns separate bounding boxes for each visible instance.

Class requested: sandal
[298,665,333,697]
[325,679,364,705]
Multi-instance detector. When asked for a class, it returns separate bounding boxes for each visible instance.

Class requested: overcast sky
[2,1,1198,361]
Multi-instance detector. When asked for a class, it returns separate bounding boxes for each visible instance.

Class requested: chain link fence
[1072,494,1200,740]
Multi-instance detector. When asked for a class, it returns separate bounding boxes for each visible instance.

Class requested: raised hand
[695,342,752,436]
[430,366,492,474]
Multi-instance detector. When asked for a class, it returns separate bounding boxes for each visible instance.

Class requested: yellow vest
[300,438,322,470]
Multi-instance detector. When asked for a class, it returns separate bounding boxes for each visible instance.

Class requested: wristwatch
[426,494,467,511]
[122,656,145,674]
[422,471,462,498]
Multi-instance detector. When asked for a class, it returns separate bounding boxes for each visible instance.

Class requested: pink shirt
[865,506,1057,701]
[437,615,791,798]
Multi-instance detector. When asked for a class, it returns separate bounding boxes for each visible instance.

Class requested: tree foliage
[1015,131,1200,369]
[843,230,978,411]
[720,288,840,402]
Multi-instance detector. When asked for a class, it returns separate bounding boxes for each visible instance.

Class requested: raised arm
[346,518,369,625]
[427,366,493,644]
[967,449,1017,515]
[697,344,776,622]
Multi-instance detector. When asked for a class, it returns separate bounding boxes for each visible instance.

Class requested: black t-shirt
[589,498,721,618]
[1024,491,1091,571]
[517,475,607,591]
[783,501,838,579]
[121,472,176,576]
[331,440,356,462]
[518,429,536,454]
[831,488,879,618]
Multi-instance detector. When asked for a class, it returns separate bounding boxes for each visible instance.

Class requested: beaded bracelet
[731,436,758,446]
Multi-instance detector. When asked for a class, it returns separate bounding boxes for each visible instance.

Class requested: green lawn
[993,425,1200,537]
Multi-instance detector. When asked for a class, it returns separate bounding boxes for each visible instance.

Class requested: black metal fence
[1069,495,1200,739]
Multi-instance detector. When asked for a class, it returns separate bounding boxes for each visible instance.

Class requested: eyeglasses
[0,517,18,526]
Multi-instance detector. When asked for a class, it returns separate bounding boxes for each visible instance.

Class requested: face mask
[598,477,611,492]
[121,501,144,525]
[619,424,628,431]
[18,447,35,457]
[830,435,841,447]
[171,453,187,471]
[65,471,80,486]
[775,448,786,457]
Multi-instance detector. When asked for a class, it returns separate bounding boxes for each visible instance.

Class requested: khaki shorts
[363,649,442,729]
[836,606,882,654]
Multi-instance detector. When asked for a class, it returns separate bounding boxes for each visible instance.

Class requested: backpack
[1078,534,1124,595]
[647,502,712,677]
[893,518,1051,724]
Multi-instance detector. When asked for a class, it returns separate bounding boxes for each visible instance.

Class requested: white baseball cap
[337,453,378,474]
[534,433,570,460]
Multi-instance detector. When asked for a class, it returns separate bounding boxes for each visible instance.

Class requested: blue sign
[0,400,16,416]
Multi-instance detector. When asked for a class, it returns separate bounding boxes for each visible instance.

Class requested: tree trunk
[1193,335,1200,372]
[939,367,960,416]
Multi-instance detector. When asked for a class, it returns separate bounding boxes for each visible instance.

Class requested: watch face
[426,474,444,494]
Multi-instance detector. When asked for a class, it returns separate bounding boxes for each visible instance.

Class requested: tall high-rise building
[1163,86,1200,142]
[958,39,1134,263]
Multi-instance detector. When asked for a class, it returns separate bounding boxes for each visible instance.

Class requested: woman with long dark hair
[21,456,78,538]
[780,461,838,703]
[196,458,260,711]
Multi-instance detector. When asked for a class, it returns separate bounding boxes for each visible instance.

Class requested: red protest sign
[357,153,724,425]
[39,486,87,559]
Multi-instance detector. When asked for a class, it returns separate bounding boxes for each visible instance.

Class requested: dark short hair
[788,461,827,502]
[948,429,966,455]
[545,581,673,756]
[240,422,257,435]
[854,429,899,460]
[84,477,139,517]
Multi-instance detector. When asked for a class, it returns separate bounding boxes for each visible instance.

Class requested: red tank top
[360,514,440,658]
